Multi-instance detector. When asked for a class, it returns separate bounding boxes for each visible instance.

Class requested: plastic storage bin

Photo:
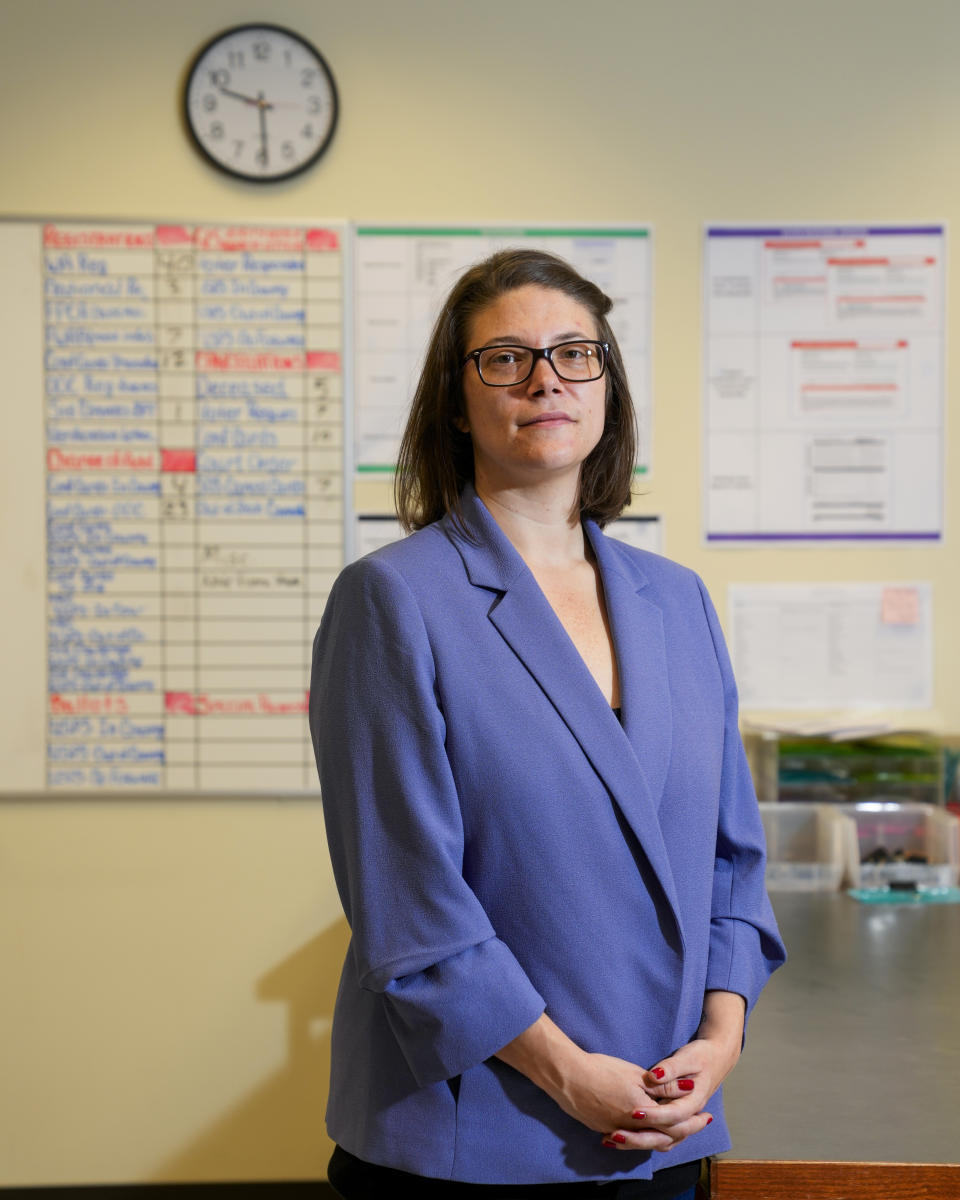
[759,803,856,891]
[840,802,960,889]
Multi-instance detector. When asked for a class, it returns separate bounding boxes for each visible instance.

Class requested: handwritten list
[44,222,343,790]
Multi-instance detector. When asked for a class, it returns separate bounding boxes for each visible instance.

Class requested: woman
[310,249,785,1198]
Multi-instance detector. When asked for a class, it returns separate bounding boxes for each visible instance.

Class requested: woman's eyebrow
[480,330,590,347]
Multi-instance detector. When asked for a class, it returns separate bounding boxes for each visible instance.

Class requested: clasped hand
[496,996,745,1152]
[550,1032,740,1152]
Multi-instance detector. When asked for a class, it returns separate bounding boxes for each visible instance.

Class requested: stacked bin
[759,803,857,891]
[839,802,960,889]
[759,801,960,891]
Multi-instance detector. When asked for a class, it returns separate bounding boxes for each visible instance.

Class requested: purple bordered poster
[703,224,945,545]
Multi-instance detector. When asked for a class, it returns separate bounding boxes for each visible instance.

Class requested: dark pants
[328,1145,701,1199]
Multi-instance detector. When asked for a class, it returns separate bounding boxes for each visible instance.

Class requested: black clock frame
[183,23,339,184]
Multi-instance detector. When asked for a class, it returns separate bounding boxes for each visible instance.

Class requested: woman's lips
[519,411,573,426]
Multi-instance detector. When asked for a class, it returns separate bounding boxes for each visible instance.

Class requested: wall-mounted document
[728,582,933,710]
[353,225,652,477]
[1,219,345,792]
[704,225,945,544]
[353,514,405,560]
[351,514,662,561]
[606,514,663,556]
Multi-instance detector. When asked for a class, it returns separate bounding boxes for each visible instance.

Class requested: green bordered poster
[352,225,653,478]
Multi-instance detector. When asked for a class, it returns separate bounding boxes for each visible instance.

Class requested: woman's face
[459,285,607,495]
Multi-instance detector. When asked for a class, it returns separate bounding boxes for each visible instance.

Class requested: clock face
[184,24,338,182]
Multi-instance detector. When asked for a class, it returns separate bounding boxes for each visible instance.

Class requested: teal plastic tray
[848,886,960,905]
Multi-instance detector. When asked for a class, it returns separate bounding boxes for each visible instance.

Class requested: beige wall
[1,0,958,1184]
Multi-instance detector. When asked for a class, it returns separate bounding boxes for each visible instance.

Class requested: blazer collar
[442,488,683,941]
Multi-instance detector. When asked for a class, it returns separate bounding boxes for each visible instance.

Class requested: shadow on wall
[149,918,351,1183]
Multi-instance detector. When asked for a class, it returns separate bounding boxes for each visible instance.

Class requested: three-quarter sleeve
[309,555,546,1087]
[696,577,787,1015]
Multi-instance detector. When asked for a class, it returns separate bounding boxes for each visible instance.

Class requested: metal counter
[722,891,960,1163]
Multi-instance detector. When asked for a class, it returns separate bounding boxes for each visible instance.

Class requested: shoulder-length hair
[394,247,638,533]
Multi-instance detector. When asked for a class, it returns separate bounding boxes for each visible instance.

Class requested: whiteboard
[352,224,653,477]
[0,219,345,793]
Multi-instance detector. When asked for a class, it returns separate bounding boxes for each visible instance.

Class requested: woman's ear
[454,414,470,434]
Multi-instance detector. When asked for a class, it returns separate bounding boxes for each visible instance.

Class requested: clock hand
[219,84,258,106]
[258,92,269,166]
[219,85,274,110]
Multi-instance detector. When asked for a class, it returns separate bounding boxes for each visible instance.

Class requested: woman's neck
[474,479,587,570]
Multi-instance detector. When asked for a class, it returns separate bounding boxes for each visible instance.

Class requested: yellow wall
[1,0,958,1184]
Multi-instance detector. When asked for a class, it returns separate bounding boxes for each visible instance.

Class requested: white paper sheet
[728,582,933,710]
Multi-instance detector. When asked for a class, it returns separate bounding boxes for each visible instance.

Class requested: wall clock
[184,24,339,183]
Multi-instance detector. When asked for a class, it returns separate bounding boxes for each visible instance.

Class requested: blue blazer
[310,486,785,1185]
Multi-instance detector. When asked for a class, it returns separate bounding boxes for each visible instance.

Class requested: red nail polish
[652,1067,665,1079]
[602,1139,617,1148]
[706,1115,713,1125]
[678,1079,694,1092]
[632,1110,646,1120]
[612,1133,627,1144]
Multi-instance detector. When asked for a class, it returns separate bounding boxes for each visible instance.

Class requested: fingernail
[632,1110,646,1120]
[602,1139,617,1148]
[612,1133,627,1144]
[706,1115,713,1125]
[678,1079,695,1092]
[652,1067,665,1079]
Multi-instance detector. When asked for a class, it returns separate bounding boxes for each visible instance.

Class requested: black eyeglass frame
[462,340,610,387]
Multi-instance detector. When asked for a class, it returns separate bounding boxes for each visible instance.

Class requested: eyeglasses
[462,340,609,387]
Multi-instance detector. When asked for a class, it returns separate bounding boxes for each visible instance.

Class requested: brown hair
[394,247,638,532]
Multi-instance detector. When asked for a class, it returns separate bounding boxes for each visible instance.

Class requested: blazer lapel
[586,522,674,814]
[444,491,684,942]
